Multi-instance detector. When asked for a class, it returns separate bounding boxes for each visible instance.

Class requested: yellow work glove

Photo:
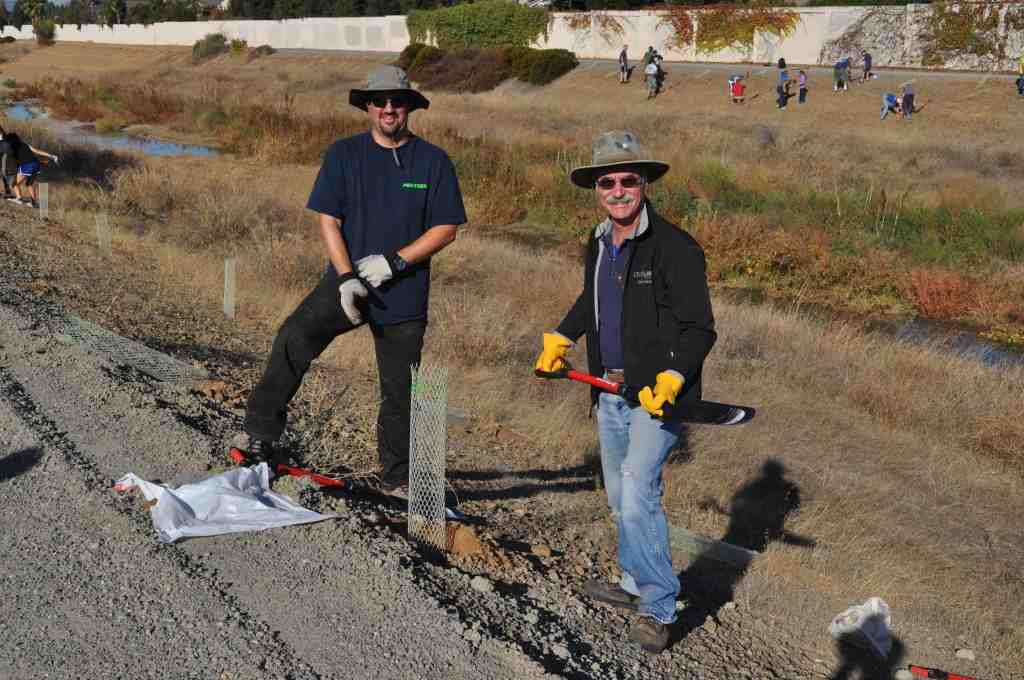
[534,332,573,374]
[638,370,685,417]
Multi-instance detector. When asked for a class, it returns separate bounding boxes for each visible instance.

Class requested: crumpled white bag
[114,464,335,544]
[829,596,893,659]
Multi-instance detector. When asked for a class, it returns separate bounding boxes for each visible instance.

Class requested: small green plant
[95,116,127,134]
[396,43,427,71]
[3,78,16,88]
[247,44,275,62]
[192,33,228,63]
[409,45,444,73]
[33,18,56,46]
[230,38,247,54]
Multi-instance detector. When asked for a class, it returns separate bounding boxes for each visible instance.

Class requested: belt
[604,369,625,383]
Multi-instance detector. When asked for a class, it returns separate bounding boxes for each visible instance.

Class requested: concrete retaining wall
[2,5,1021,71]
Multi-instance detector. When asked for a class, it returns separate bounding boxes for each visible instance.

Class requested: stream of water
[4,103,219,157]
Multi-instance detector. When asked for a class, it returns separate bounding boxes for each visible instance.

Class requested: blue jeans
[597,392,682,624]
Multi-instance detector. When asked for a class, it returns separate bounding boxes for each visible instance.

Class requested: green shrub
[3,78,16,88]
[33,19,56,47]
[192,33,228,63]
[409,45,444,74]
[412,48,512,93]
[230,38,248,53]
[201,108,228,128]
[247,44,276,61]
[396,42,428,71]
[502,45,537,81]
[407,0,549,51]
[524,49,578,86]
[95,116,127,134]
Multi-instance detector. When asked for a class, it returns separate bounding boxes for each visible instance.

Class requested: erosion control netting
[408,363,448,553]
[60,315,209,385]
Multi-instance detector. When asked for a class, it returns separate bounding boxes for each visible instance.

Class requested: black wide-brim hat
[349,65,430,112]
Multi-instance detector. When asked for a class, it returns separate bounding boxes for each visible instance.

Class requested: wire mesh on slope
[60,315,209,385]
[408,363,448,554]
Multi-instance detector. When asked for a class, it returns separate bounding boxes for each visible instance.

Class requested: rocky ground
[0,207,876,679]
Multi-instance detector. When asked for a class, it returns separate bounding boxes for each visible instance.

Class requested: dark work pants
[244,269,426,484]
[799,87,807,103]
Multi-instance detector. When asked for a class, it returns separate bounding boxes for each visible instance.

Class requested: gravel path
[0,299,559,680]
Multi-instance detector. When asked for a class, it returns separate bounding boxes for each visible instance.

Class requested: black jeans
[799,87,807,103]
[244,269,426,484]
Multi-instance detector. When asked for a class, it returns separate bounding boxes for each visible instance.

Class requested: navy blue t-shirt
[307,132,467,325]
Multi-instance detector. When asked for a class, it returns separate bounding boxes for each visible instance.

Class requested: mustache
[605,195,636,206]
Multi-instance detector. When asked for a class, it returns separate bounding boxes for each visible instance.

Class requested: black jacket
[556,203,716,420]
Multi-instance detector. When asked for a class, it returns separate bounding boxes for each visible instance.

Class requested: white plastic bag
[829,596,893,659]
[114,464,335,544]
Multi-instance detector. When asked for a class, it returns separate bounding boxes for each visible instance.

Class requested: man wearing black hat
[535,130,716,653]
[243,65,467,495]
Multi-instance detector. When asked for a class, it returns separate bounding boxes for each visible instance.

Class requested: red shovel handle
[534,367,637,401]
[909,665,979,680]
[229,448,350,490]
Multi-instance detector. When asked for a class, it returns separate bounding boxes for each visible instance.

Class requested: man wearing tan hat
[535,130,716,653]
[243,65,466,496]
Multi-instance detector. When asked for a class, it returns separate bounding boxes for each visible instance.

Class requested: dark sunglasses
[596,175,645,190]
[369,94,410,109]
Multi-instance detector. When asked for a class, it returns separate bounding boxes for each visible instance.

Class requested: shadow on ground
[0,447,42,482]
[673,458,815,647]
[829,630,905,680]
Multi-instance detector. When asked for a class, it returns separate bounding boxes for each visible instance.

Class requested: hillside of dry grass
[1,42,1022,677]
[5,42,1024,348]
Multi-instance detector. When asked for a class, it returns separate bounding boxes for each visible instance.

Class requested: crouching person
[534,130,716,653]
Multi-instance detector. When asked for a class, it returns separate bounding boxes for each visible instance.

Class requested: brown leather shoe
[629,617,671,653]
[583,579,640,611]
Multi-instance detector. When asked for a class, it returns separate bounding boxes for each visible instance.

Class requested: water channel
[4,102,219,157]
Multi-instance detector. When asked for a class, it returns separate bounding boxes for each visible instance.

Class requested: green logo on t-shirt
[402,182,428,190]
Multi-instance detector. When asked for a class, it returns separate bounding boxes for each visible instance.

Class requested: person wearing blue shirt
[777,68,791,109]
[881,92,901,120]
[243,66,467,495]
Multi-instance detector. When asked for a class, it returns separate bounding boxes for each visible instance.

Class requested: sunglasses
[368,94,410,109]
[595,175,645,190]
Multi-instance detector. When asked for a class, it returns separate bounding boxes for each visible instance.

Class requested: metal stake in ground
[408,363,448,554]
[38,183,48,220]
[95,212,112,255]
[223,257,236,320]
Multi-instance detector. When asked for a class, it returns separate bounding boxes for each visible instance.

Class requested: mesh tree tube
[407,363,448,553]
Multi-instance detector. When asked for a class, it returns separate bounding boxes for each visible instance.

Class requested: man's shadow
[829,627,905,680]
[0,447,42,483]
[673,459,816,642]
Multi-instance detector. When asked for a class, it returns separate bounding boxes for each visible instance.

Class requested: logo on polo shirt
[402,182,428,190]
[632,269,653,285]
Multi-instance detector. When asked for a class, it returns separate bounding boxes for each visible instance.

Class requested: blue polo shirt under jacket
[598,232,634,371]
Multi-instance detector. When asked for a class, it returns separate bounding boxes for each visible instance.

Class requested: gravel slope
[0,219,828,679]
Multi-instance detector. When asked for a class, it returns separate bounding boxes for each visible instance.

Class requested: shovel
[535,367,755,426]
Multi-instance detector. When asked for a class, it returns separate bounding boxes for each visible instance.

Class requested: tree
[10,0,30,30]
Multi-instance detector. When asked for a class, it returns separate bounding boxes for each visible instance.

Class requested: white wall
[0,16,410,52]
[2,6,1021,71]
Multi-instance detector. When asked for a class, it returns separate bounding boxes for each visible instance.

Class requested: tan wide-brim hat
[349,65,430,112]
[570,130,669,188]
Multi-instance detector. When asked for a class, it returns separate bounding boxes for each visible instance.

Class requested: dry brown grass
[5,43,1024,676]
